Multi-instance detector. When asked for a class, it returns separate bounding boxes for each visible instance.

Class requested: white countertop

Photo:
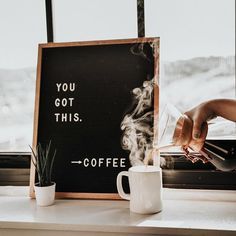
[0,187,236,236]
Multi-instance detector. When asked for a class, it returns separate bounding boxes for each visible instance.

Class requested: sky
[0,0,235,68]
[0,0,46,69]
[145,0,235,61]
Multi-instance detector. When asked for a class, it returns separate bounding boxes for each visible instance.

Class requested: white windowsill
[0,187,236,236]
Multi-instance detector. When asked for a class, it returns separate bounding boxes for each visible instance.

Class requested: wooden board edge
[29,44,43,198]
[38,37,160,49]
[31,191,122,200]
[153,38,160,166]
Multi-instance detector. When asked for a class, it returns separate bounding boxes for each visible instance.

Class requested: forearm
[205,99,236,122]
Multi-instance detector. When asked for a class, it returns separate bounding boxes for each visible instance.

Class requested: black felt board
[30,38,159,199]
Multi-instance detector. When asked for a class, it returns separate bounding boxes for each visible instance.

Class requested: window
[146,0,235,111]
[0,0,235,188]
[53,0,137,42]
[0,0,46,185]
[0,0,47,152]
[146,0,236,189]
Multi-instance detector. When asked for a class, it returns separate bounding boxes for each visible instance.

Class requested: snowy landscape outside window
[0,0,46,152]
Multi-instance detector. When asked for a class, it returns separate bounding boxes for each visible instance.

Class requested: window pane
[0,0,47,152]
[53,0,137,42]
[146,0,235,141]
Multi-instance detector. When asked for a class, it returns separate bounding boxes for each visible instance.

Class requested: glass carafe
[155,103,236,171]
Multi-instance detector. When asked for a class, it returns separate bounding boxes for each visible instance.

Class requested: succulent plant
[30,141,56,187]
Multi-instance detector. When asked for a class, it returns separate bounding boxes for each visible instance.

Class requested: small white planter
[34,182,56,206]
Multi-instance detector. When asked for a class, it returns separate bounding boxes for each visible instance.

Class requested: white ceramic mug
[117,165,162,214]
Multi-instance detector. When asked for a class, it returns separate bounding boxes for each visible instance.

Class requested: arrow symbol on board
[71,160,82,164]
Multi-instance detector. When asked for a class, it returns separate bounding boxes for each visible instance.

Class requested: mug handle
[116,171,130,200]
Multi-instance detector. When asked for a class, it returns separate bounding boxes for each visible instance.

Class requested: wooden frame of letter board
[30,37,159,199]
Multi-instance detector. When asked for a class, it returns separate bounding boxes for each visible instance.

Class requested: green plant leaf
[31,141,56,187]
[49,149,56,184]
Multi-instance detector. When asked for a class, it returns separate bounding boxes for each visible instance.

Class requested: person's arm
[172,99,236,152]
[184,99,236,140]
[202,99,236,122]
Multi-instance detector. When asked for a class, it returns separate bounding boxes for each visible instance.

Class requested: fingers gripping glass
[156,104,211,163]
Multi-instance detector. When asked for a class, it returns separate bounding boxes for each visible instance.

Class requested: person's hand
[184,102,216,140]
[172,102,214,151]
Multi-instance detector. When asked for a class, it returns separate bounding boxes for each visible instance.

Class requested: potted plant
[30,141,56,206]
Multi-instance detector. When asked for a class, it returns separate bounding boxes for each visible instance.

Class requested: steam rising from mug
[121,79,154,166]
